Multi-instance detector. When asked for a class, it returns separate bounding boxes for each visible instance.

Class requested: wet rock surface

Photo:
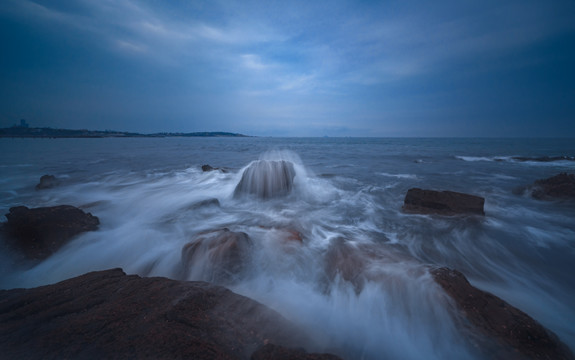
[431,267,574,360]
[2,205,99,259]
[234,160,296,199]
[35,174,59,190]
[182,228,253,284]
[202,164,228,173]
[529,173,575,200]
[0,268,340,360]
[403,188,485,215]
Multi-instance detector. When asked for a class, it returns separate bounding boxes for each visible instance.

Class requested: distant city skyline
[1,0,574,137]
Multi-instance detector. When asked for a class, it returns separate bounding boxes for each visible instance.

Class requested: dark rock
[530,173,575,200]
[3,205,99,259]
[251,344,341,360]
[0,268,340,360]
[202,164,228,173]
[35,174,59,190]
[182,228,253,284]
[403,188,485,215]
[189,198,221,209]
[234,160,296,199]
[431,267,574,360]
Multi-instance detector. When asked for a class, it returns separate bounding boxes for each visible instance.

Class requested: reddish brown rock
[0,268,341,360]
[403,188,485,215]
[431,267,574,360]
[531,173,575,200]
[182,228,253,283]
[3,205,99,259]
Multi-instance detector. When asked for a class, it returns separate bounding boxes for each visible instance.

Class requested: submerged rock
[529,173,575,200]
[182,228,253,284]
[403,188,485,215]
[188,198,221,209]
[35,174,59,190]
[234,160,296,199]
[3,205,99,259]
[0,268,340,360]
[431,267,574,360]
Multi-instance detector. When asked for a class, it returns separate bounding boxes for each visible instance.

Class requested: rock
[530,173,575,200]
[431,267,574,360]
[251,344,341,360]
[182,228,253,284]
[189,198,221,209]
[324,238,368,293]
[202,164,228,173]
[403,188,485,215]
[35,174,59,190]
[234,160,296,199]
[0,268,340,360]
[512,156,575,162]
[3,205,99,259]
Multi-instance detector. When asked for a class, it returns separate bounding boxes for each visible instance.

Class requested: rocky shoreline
[1,172,574,359]
[0,268,340,360]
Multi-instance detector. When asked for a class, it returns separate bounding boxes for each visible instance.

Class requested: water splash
[234,160,296,199]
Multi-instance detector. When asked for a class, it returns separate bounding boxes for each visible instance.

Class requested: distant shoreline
[0,127,250,138]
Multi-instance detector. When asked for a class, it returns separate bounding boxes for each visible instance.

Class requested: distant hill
[0,127,250,138]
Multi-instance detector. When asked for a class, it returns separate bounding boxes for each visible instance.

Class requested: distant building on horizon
[16,119,29,128]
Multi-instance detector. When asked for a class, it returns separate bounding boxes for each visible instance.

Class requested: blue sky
[1,0,574,136]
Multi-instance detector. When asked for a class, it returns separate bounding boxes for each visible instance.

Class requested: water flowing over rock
[182,228,253,284]
[529,173,575,200]
[2,205,99,259]
[35,174,59,190]
[403,188,485,215]
[431,267,574,360]
[0,268,341,360]
[234,160,296,199]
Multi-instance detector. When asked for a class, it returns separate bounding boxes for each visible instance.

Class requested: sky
[0,0,574,137]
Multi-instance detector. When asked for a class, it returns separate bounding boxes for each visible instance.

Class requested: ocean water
[0,137,574,359]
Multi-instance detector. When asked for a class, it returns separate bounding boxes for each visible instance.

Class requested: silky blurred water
[0,137,574,359]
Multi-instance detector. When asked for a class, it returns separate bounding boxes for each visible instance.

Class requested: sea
[0,137,574,359]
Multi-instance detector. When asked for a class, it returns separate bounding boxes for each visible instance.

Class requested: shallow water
[0,137,574,359]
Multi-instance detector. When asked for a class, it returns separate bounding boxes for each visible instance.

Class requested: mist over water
[1,137,574,359]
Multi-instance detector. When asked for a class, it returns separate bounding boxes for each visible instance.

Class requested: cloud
[1,0,574,136]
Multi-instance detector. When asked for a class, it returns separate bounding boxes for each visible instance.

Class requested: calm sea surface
[1,137,574,359]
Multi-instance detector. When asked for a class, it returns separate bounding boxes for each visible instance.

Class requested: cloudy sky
[1,0,574,136]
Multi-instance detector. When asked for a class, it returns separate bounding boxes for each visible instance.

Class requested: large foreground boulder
[0,268,341,360]
[403,188,485,215]
[529,173,575,200]
[431,267,574,360]
[2,205,99,259]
